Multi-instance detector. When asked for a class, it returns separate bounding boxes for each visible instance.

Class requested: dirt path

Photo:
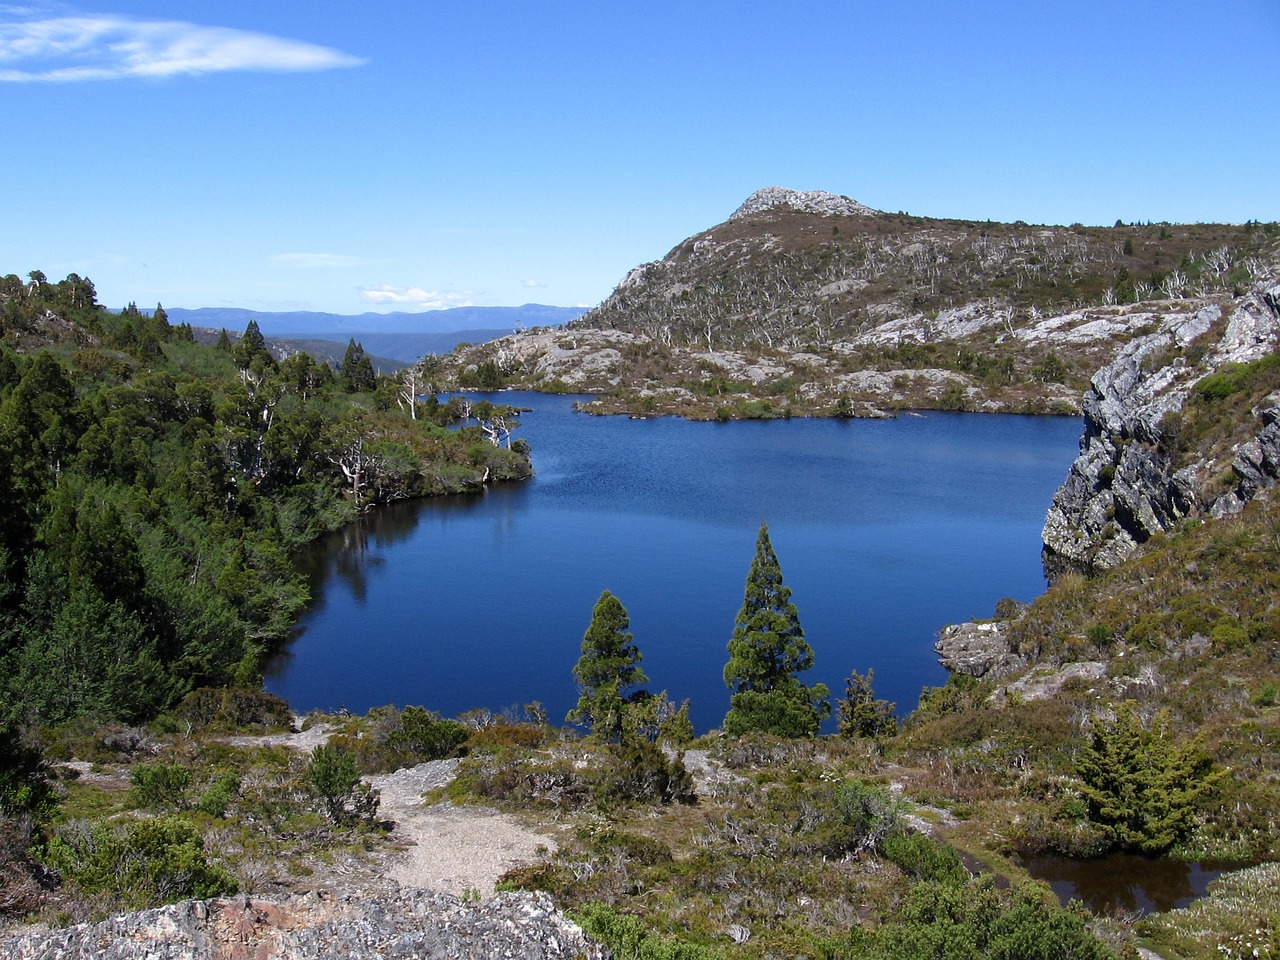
[229,719,555,898]
[370,761,556,897]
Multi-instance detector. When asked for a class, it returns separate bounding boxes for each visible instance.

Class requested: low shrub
[172,687,293,731]
[572,903,725,960]
[878,832,967,885]
[306,744,379,826]
[47,815,238,909]
[128,763,191,810]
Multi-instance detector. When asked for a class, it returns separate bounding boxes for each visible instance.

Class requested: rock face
[1042,279,1280,576]
[934,621,1027,679]
[728,186,880,220]
[1,890,603,960]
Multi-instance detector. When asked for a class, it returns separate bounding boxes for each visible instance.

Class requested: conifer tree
[723,522,829,737]
[1077,701,1223,853]
[340,338,375,393]
[567,590,648,741]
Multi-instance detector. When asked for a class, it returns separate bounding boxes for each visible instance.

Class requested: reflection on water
[1024,852,1239,915]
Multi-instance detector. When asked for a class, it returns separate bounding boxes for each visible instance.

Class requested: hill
[435,187,1277,419]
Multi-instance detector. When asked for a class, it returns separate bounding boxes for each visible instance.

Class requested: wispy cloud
[360,284,475,311]
[522,279,547,289]
[272,252,373,269]
[0,15,364,82]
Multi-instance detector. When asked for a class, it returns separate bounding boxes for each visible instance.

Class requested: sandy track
[227,721,555,898]
[372,760,556,897]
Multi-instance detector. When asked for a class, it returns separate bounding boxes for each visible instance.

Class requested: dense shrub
[172,687,293,731]
[306,743,379,826]
[878,832,967,885]
[596,739,695,807]
[128,763,192,811]
[843,876,1117,960]
[47,816,237,909]
[573,903,724,960]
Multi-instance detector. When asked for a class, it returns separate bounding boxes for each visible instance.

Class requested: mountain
[433,187,1277,419]
[164,304,585,337]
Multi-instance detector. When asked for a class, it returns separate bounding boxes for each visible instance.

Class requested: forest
[0,270,531,725]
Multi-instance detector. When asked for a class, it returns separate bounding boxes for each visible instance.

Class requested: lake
[265,393,1082,733]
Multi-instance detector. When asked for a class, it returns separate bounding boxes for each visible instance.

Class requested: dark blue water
[264,394,1082,733]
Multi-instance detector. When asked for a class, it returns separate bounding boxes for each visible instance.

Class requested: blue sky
[2,1,1278,315]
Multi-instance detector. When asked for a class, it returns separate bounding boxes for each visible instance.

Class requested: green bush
[196,773,240,818]
[596,739,694,806]
[128,763,191,810]
[388,706,469,760]
[572,903,724,960]
[47,815,237,909]
[172,687,293,731]
[307,743,379,825]
[879,831,967,885]
[849,876,1117,960]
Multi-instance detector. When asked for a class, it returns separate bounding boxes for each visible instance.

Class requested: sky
[2,1,1278,315]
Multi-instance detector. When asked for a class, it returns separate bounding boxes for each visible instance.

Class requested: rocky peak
[728,186,880,220]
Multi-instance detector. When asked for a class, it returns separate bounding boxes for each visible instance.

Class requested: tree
[340,339,375,393]
[567,590,649,741]
[1076,701,1224,853]
[723,522,829,737]
[836,668,897,738]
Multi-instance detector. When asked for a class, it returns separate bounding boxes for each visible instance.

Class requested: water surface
[265,394,1081,733]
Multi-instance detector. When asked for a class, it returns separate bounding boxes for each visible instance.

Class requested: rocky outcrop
[1,890,602,960]
[729,186,880,220]
[934,621,1027,679]
[1042,280,1280,576]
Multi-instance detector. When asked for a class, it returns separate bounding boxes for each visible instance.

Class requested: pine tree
[723,522,829,737]
[567,590,648,741]
[340,338,375,393]
[1076,701,1224,853]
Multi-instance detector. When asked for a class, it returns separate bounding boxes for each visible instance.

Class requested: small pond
[1023,852,1242,915]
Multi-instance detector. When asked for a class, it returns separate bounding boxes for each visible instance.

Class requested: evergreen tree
[1076,701,1224,853]
[836,668,897,738]
[567,590,648,740]
[340,338,375,393]
[723,522,829,737]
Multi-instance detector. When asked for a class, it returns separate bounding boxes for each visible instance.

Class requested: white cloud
[0,15,365,82]
[360,284,475,311]
[522,279,547,288]
[272,252,373,269]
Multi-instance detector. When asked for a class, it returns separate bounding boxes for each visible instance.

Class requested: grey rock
[729,186,880,220]
[1,890,604,960]
[1043,278,1280,576]
[935,621,1027,679]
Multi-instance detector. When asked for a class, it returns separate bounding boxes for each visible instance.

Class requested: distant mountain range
[166,304,587,363]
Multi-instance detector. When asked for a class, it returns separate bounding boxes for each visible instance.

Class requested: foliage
[0,273,531,728]
[128,762,192,810]
[46,815,238,910]
[387,706,470,760]
[573,903,724,960]
[843,875,1117,960]
[723,522,830,736]
[595,738,695,807]
[1076,701,1224,853]
[306,743,380,826]
[567,590,649,741]
[0,724,55,824]
[836,668,897,738]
